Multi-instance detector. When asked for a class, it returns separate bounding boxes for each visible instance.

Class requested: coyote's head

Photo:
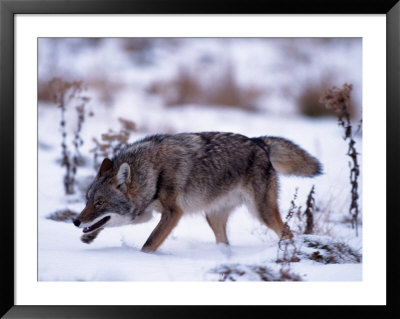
[73,158,135,234]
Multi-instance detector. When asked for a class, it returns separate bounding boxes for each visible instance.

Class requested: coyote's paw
[81,234,96,244]
[80,228,104,244]
[280,228,294,241]
[217,242,232,258]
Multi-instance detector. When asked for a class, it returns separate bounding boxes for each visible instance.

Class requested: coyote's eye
[95,200,104,207]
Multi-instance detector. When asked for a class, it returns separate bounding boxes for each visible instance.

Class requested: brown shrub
[208,264,301,282]
[38,80,55,103]
[301,235,362,264]
[298,80,357,118]
[118,117,137,132]
[121,38,154,53]
[86,77,124,107]
[147,64,263,111]
[91,128,130,170]
[47,209,78,222]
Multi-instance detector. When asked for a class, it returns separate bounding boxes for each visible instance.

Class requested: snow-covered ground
[38,38,362,281]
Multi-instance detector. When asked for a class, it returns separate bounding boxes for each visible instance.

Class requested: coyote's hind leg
[251,177,292,240]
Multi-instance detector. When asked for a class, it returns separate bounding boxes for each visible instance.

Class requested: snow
[38,38,362,282]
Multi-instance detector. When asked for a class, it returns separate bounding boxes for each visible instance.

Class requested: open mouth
[83,216,111,233]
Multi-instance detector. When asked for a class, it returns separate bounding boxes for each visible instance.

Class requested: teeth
[81,216,111,234]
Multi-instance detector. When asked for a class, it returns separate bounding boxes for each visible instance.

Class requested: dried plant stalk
[320,84,360,236]
[303,185,315,235]
[49,78,90,195]
[277,189,300,276]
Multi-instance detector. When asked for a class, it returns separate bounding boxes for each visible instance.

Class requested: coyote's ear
[116,162,131,187]
[99,158,112,176]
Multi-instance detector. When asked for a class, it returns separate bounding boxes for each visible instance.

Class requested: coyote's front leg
[141,205,183,252]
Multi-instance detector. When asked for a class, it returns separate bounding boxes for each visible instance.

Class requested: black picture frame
[1,0,399,318]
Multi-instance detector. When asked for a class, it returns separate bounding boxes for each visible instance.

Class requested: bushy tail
[261,136,322,177]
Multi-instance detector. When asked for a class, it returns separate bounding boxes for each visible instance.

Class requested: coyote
[73,132,321,252]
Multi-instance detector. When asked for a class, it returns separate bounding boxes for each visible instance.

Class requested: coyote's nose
[73,219,81,227]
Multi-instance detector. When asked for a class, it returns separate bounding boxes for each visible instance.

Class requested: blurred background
[38,38,361,120]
